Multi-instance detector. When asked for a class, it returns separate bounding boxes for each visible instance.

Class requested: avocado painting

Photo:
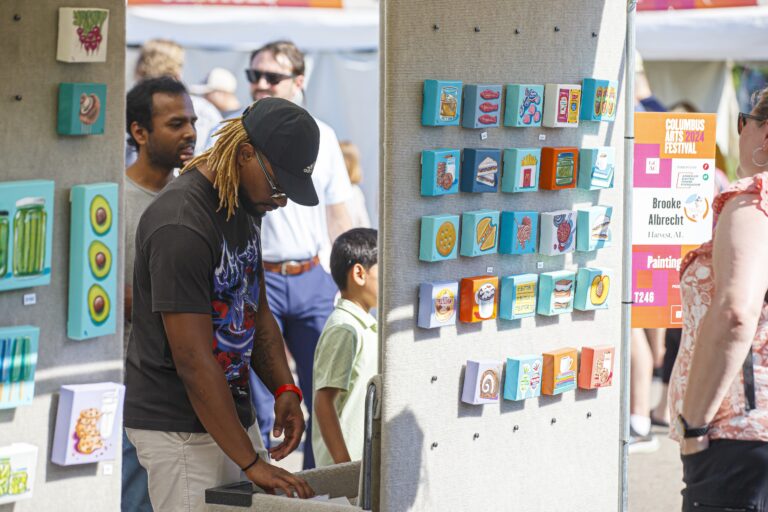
[68,183,118,340]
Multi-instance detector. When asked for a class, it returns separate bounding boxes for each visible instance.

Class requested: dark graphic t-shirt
[124,169,262,432]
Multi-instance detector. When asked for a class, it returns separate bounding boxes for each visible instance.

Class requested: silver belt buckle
[280,260,301,275]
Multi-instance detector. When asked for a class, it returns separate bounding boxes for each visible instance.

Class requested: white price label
[480,131,488,140]
[23,293,36,306]
[538,134,546,141]
[537,261,544,269]
[486,266,494,274]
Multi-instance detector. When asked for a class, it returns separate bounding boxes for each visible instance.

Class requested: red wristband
[275,384,303,403]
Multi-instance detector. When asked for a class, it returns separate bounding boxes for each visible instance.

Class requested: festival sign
[632,112,716,328]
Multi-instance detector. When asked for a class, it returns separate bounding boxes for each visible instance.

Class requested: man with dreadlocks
[124,97,319,510]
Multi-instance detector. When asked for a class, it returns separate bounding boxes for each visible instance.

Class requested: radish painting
[57,8,109,63]
[73,11,107,54]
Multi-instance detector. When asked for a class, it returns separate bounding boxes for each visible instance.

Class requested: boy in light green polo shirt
[312,228,378,467]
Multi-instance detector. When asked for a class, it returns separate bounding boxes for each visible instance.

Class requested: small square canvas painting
[580,79,618,122]
[460,210,499,257]
[419,214,459,262]
[574,267,611,311]
[52,382,125,466]
[542,348,578,395]
[542,83,581,128]
[462,84,502,128]
[498,274,538,320]
[537,270,576,316]
[0,443,38,505]
[462,360,503,404]
[576,206,612,252]
[504,355,543,400]
[417,281,459,329]
[421,149,460,196]
[422,80,462,126]
[578,345,615,389]
[504,84,543,127]
[0,326,39,410]
[57,8,109,63]
[459,276,499,323]
[461,149,501,193]
[58,83,107,136]
[578,147,615,190]
[539,210,576,256]
[501,148,541,193]
[499,211,538,255]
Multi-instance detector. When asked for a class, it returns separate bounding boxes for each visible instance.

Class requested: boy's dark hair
[126,76,187,149]
[330,228,378,291]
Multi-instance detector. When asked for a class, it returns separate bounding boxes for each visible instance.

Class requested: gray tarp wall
[0,1,125,510]
[379,1,627,510]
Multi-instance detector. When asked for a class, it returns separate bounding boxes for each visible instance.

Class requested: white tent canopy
[126,4,379,51]
[637,6,768,61]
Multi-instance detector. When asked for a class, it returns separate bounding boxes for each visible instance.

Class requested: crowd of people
[122,39,376,511]
[119,38,768,512]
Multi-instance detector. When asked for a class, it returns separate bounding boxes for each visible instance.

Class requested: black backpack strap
[743,347,756,412]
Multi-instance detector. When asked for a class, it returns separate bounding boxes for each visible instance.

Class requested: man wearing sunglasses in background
[245,40,353,470]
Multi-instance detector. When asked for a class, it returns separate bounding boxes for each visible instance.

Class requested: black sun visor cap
[241,97,320,206]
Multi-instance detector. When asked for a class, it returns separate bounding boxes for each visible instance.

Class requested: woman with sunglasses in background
[668,87,768,510]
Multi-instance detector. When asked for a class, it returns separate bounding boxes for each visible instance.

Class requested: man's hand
[680,435,709,456]
[245,458,314,499]
[269,392,304,461]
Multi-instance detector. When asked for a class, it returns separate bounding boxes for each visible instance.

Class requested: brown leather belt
[263,255,320,276]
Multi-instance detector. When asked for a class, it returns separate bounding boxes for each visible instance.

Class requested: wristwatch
[674,414,710,439]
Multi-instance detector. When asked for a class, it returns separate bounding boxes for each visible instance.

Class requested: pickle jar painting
[0,181,55,292]
[57,8,109,63]
[0,443,38,505]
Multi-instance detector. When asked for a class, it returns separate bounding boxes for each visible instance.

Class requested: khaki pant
[126,426,267,512]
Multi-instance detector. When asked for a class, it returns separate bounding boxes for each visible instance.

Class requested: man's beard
[238,188,267,218]
[146,142,184,170]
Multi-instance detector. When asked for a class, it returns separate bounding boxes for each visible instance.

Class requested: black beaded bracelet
[241,454,260,472]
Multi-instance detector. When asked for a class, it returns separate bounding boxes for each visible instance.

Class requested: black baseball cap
[241,97,320,206]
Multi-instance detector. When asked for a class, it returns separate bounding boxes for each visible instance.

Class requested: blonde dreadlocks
[180,116,249,220]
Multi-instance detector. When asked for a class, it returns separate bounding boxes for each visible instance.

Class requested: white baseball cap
[189,67,238,95]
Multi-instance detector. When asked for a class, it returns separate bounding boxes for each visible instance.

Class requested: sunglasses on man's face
[245,69,295,86]
[738,112,767,135]
[254,151,287,201]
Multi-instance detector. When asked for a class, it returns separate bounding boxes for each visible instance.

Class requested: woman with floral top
[668,87,768,510]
